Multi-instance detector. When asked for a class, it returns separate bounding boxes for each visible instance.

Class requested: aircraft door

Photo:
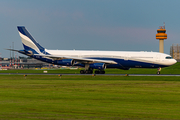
[156,54,161,62]
[124,54,129,61]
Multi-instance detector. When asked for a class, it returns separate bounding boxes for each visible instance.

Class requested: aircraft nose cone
[165,59,177,66]
[172,59,177,65]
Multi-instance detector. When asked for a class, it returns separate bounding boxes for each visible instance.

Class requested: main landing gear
[80,69,105,74]
[95,70,105,74]
[80,64,105,74]
[80,70,93,74]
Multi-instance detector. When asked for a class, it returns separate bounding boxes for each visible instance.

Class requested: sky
[0,0,180,58]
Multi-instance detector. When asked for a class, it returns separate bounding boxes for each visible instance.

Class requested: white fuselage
[45,49,177,67]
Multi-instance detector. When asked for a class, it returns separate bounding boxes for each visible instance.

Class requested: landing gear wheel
[100,71,105,74]
[157,67,161,75]
[95,70,99,74]
[157,71,160,75]
[85,70,93,74]
[80,70,85,74]
[80,70,93,74]
[95,70,105,74]
[89,70,93,74]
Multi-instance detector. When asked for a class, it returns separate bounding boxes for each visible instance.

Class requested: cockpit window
[166,56,173,59]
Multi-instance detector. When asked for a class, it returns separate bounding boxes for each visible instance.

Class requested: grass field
[1,75,180,119]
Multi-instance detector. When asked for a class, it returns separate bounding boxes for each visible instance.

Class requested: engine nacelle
[57,59,74,66]
[89,63,106,70]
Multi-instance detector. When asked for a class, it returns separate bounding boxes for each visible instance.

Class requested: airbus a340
[8,26,177,74]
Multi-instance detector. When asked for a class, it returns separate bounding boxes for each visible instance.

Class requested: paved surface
[0,73,180,76]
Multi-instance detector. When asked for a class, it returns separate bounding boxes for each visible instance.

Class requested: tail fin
[17,26,45,54]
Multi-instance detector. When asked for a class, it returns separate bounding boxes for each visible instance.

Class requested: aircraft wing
[35,54,118,64]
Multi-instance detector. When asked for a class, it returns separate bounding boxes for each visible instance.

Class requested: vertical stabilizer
[17,26,45,54]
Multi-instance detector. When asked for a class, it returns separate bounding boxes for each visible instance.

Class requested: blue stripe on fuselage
[27,55,168,69]
[88,57,168,68]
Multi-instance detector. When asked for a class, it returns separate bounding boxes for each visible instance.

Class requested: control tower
[156,23,167,53]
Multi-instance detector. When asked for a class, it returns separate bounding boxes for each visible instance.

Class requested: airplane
[7,26,177,74]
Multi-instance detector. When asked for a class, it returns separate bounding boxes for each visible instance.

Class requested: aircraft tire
[89,70,93,74]
[95,70,99,74]
[157,71,160,75]
[95,70,105,74]
[85,70,89,74]
[101,71,105,74]
[80,70,85,74]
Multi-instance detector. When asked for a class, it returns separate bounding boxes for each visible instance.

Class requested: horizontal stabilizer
[5,48,26,54]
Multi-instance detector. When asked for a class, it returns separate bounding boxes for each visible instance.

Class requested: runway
[1,73,180,76]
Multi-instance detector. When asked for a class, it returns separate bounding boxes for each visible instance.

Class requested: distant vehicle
[8,26,177,74]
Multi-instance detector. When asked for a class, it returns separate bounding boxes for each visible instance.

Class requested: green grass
[1,75,180,119]
[1,62,180,74]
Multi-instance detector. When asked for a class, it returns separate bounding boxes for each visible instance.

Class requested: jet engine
[89,63,106,70]
[57,59,74,66]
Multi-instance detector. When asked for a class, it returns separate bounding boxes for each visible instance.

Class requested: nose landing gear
[157,67,161,75]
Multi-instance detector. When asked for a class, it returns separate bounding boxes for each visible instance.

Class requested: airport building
[0,57,54,69]
[0,57,78,69]
[170,44,180,62]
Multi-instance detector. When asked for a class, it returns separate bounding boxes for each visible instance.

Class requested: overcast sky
[1,0,180,57]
